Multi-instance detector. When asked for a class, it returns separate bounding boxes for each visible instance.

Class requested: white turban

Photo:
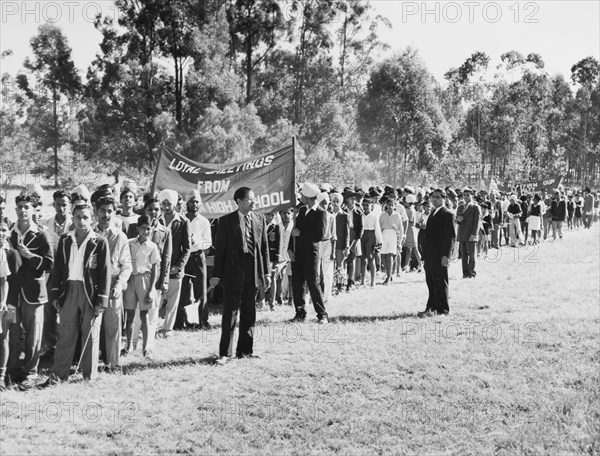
[301,182,320,198]
[316,192,330,205]
[159,189,178,205]
[72,184,91,200]
[185,189,201,202]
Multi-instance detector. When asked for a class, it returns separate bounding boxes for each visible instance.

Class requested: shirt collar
[94,222,118,236]
[70,229,96,244]
[14,221,39,236]
[307,202,319,212]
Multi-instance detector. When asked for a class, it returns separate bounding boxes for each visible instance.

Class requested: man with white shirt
[45,204,110,383]
[288,183,328,323]
[178,190,212,330]
[94,196,132,371]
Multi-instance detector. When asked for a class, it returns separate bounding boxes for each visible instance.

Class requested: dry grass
[1,225,599,455]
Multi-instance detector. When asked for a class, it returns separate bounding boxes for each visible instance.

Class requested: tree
[358,48,450,185]
[18,24,81,187]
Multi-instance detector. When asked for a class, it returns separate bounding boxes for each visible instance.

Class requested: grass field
[1,224,599,455]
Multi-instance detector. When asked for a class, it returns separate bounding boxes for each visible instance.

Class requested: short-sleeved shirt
[129,237,160,275]
[0,247,10,278]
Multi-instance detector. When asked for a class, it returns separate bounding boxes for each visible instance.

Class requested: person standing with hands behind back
[420,189,456,317]
[211,188,270,364]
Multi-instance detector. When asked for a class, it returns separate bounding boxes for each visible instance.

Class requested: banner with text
[153,143,296,219]
[490,175,563,194]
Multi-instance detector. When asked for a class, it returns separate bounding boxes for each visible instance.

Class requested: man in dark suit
[157,189,190,337]
[7,194,54,386]
[45,204,111,383]
[211,187,270,364]
[421,188,456,316]
[288,183,328,323]
[456,187,481,278]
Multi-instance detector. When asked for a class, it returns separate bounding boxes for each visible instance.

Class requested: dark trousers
[459,241,476,277]
[8,298,44,379]
[424,254,449,315]
[291,241,327,320]
[219,254,256,357]
[178,251,208,327]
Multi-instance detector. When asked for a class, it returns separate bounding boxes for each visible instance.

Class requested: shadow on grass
[329,313,419,323]
[122,355,219,375]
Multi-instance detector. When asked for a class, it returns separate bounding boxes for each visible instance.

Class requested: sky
[0,0,599,84]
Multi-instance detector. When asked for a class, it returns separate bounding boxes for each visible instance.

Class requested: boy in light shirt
[123,216,160,358]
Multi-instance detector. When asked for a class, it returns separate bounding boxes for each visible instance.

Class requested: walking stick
[71,315,98,381]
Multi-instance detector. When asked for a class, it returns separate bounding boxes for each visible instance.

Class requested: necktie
[245,214,254,253]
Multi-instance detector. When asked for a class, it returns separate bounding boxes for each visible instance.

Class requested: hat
[121,178,138,194]
[25,183,44,199]
[158,189,178,205]
[462,187,473,194]
[72,184,91,200]
[447,189,457,198]
[185,189,201,202]
[342,186,357,198]
[320,183,332,193]
[316,192,330,205]
[301,182,320,198]
[404,186,415,195]
[520,195,528,202]
[406,194,416,204]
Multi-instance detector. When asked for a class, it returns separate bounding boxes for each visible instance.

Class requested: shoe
[201,323,212,330]
[143,349,152,359]
[237,354,261,359]
[317,317,329,325]
[417,310,435,318]
[20,375,39,390]
[38,375,60,389]
[120,348,129,357]
[275,298,283,305]
[290,314,306,323]
[269,305,275,311]
[216,356,231,366]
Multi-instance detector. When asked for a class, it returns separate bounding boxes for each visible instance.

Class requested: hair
[137,215,150,227]
[15,194,37,205]
[71,193,88,204]
[432,188,446,199]
[233,187,251,204]
[120,188,136,201]
[91,189,112,208]
[97,196,117,210]
[144,197,160,209]
[72,203,93,215]
[362,197,373,205]
[533,193,541,202]
[0,196,4,205]
[53,190,72,202]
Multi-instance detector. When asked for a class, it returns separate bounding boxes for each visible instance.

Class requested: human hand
[94,306,105,317]
[288,251,295,262]
[145,293,153,305]
[110,288,120,300]
[161,283,169,294]
[52,299,60,311]
[209,277,220,289]
[441,256,449,267]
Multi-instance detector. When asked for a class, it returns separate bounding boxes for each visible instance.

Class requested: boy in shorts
[123,216,160,358]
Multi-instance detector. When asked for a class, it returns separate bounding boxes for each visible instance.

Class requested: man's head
[159,189,178,216]
[120,188,136,209]
[300,183,320,206]
[331,193,343,212]
[0,196,5,219]
[430,189,446,209]
[316,191,330,210]
[234,187,256,215]
[185,189,201,214]
[97,196,117,228]
[72,204,94,233]
[144,198,161,222]
[384,198,396,213]
[0,220,9,243]
[53,190,72,217]
[265,211,276,224]
[15,195,37,222]
[361,197,373,214]
[463,187,472,203]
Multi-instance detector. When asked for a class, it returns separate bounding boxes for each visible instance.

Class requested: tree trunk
[246,30,253,104]
[53,89,58,188]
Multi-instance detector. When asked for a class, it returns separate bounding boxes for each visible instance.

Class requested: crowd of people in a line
[0,178,597,388]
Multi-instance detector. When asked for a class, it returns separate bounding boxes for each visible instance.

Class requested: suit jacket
[127,221,172,289]
[213,210,270,294]
[51,232,110,309]
[295,205,327,245]
[159,213,191,279]
[8,227,54,305]
[334,211,350,250]
[457,202,481,242]
[424,206,456,258]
